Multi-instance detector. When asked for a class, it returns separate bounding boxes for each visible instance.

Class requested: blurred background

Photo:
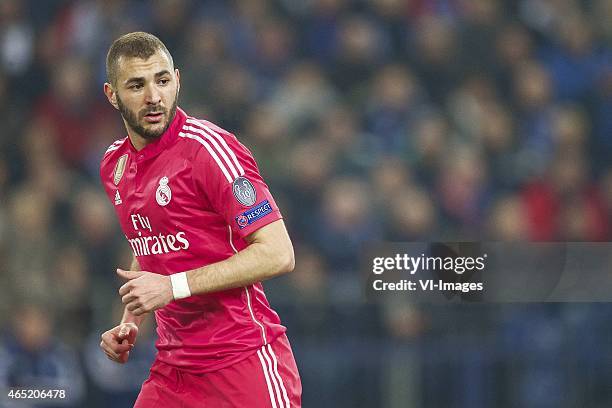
[0,0,610,407]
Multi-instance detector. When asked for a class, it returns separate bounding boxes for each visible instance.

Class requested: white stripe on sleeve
[186,118,245,176]
[182,124,239,180]
[105,139,124,153]
[178,131,233,183]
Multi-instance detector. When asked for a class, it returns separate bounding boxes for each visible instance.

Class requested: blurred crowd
[0,0,611,407]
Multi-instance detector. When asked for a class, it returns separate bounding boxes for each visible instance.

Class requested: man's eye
[130,84,142,90]
[159,79,169,85]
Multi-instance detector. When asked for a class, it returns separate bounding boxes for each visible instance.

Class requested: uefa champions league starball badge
[232,176,257,206]
[156,176,172,206]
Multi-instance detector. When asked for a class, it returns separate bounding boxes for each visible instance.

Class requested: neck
[124,108,178,151]
[126,127,152,151]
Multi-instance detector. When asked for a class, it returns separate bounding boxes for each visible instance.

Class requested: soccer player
[98,32,301,407]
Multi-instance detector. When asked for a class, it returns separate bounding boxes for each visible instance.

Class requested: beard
[116,89,178,140]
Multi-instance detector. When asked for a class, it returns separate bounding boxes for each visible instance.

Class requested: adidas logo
[115,190,122,205]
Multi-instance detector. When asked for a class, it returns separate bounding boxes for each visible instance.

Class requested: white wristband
[170,272,191,299]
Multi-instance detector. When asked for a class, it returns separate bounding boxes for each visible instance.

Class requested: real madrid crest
[156,176,172,206]
[113,154,128,185]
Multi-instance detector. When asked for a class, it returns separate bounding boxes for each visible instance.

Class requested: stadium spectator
[0,0,610,406]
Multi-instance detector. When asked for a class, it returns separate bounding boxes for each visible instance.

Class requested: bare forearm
[121,305,146,326]
[116,222,294,315]
[130,257,141,272]
[121,257,146,326]
[186,224,294,295]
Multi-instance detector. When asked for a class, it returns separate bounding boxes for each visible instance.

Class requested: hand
[117,268,174,316]
[100,322,138,364]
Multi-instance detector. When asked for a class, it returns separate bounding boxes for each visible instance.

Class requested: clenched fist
[100,322,138,363]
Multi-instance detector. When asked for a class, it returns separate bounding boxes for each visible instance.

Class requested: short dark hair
[106,31,173,86]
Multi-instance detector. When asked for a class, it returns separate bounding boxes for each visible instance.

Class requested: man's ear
[104,82,119,110]
[175,68,180,93]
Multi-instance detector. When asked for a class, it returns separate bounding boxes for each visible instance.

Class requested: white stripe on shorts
[258,348,279,408]
[266,343,290,407]
[260,345,285,407]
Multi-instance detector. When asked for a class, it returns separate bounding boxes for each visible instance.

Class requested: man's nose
[144,83,162,105]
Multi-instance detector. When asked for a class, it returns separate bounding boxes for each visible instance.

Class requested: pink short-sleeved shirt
[100,107,286,373]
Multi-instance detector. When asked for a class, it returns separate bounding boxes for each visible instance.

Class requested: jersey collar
[129,107,187,162]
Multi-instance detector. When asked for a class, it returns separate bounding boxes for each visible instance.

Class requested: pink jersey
[100,107,286,373]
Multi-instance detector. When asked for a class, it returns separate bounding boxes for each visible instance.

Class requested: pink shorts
[134,334,301,408]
